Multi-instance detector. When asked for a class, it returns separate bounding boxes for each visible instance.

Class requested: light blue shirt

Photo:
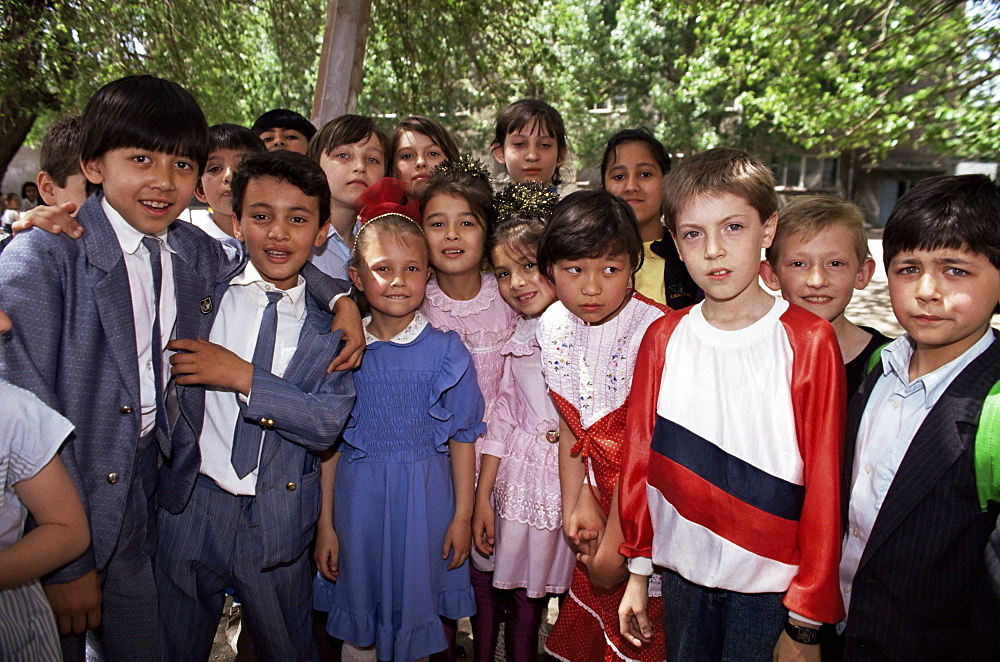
[309,222,359,280]
[839,330,995,617]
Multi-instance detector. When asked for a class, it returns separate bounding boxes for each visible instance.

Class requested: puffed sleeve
[430,331,487,447]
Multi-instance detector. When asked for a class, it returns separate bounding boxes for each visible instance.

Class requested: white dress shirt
[103,197,177,437]
[839,330,995,617]
[198,263,307,495]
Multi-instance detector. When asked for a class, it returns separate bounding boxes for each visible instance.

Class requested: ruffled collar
[424,272,501,318]
[363,311,429,346]
[502,315,539,357]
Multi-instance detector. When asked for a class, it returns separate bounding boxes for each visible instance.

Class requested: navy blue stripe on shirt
[650,416,805,522]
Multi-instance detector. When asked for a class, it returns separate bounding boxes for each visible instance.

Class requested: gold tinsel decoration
[494,182,559,221]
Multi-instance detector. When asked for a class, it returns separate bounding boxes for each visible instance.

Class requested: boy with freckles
[617,148,846,662]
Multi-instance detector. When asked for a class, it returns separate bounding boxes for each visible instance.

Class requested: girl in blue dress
[313,182,483,662]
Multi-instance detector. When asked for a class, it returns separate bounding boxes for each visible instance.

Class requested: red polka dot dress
[537,292,669,662]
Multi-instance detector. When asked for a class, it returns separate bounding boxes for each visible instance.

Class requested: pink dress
[422,273,517,411]
[480,317,575,597]
[422,271,519,572]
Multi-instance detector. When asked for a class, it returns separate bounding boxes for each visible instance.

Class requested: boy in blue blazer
[0,76,358,661]
[156,150,356,661]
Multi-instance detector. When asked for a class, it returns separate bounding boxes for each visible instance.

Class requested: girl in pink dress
[418,158,519,662]
[472,184,576,662]
[536,190,669,662]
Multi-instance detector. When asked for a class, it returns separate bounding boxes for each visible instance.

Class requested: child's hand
[472,497,496,556]
[442,517,472,570]
[618,573,654,648]
[327,297,364,372]
[167,338,254,394]
[314,524,340,582]
[566,486,606,556]
[13,203,82,238]
[43,570,102,634]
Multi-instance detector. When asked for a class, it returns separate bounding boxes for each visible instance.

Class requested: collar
[229,261,307,320]
[881,331,995,408]
[363,310,429,345]
[327,219,363,247]
[102,197,176,256]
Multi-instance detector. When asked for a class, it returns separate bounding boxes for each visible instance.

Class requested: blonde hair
[766,195,868,265]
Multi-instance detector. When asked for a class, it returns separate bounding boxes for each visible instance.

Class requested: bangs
[80,76,209,170]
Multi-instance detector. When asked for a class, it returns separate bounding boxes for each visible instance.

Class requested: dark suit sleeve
[242,332,356,452]
[989,518,1000,601]
[300,262,351,310]
[0,231,98,579]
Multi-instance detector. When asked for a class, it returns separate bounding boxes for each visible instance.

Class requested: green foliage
[3,0,999,180]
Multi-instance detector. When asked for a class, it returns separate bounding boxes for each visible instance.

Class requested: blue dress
[314,316,484,661]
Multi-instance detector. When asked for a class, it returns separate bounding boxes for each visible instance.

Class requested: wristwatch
[784,621,819,645]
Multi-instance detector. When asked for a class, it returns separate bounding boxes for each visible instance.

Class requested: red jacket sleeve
[782,305,847,623]
[619,310,686,561]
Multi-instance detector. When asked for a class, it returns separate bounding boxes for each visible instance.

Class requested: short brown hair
[766,195,869,266]
[388,116,459,177]
[40,115,82,188]
[307,114,389,165]
[662,148,777,233]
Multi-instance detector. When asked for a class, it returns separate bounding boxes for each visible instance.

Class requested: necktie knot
[265,290,283,306]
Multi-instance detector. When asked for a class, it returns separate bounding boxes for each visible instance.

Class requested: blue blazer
[160,276,356,568]
[841,332,1000,660]
[0,194,244,582]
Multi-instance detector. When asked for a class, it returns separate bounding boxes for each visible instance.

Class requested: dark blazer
[159,276,356,568]
[841,332,1000,661]
[0,194,244,582]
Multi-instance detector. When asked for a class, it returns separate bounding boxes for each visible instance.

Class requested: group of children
[0,71,997,662]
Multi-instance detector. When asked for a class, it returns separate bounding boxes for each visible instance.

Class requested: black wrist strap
[784,620,820,645]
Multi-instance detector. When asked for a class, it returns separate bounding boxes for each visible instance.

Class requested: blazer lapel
[859,337,1000,568]
[258,300,338,470]
[83,200,141,404]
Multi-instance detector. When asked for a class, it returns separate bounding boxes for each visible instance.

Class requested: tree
[0,0,326,179]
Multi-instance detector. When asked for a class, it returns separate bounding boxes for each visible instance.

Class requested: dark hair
[80,75,209,175]
[40,115,82,188]
[388,116,459,177]
[209,123,266,155]
[600,128,671,185]
[537,190,644,278]
[420,160,496,236]
[307,114,390,165]
[661,148,777,234]
[491,99,568,187]
[489,182,557,262]
[231,150,331,225]
[251,109,317,141]
[883,174,1000,271]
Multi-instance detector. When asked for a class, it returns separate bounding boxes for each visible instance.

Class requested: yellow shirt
[634,241,666,305]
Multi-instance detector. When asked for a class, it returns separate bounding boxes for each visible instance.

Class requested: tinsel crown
[431,155,492,185]
[494,182,559,220]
